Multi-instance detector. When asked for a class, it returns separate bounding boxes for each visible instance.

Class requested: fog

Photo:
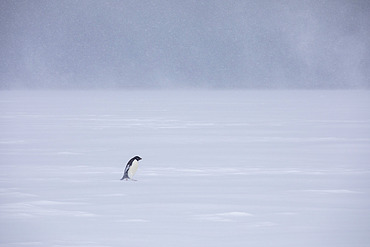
[1,0,369,89]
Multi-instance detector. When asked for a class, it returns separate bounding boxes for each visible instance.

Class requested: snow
[0,90,369,247]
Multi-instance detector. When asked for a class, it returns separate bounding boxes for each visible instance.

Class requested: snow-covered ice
[0,90,369,247]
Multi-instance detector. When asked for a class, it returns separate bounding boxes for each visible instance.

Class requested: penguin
[121,156,142,180]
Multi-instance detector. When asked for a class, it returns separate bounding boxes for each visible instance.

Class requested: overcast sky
[1,0,369,89]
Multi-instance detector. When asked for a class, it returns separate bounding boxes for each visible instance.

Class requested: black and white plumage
[121,156,142,180]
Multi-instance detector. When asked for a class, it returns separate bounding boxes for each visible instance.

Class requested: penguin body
[121,156,142,180]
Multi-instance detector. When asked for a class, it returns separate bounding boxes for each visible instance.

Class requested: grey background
[1,0,369,89]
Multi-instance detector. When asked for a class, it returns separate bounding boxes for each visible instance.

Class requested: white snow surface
[0,90,369,247]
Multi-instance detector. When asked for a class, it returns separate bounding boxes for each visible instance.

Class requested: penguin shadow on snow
[120,156,142,181]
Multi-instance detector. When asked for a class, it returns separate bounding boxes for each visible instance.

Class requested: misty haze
[1,0,369,89]
[1,1,370,247]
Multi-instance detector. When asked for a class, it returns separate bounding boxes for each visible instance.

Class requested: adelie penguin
[121,156,142,180]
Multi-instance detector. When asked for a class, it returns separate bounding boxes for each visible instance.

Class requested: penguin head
[134,156,142,161]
